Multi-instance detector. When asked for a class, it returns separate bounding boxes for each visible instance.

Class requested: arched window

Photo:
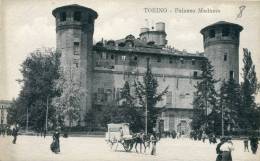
[222,27,229,36]
[74,11,81,21]
[88,16,93,24]
[209,29,215,38]
[224,53,227,61]
[60,12,66,21]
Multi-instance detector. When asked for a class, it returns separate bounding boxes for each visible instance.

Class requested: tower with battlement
[200,21,243,85]
[52,4,98,124]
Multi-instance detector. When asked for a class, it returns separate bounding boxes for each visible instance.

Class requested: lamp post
[45,96,49,132]
[26,106,29,132]
[145,58,150,135]
[221,103,224,137]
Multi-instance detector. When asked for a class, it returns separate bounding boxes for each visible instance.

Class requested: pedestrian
[119,127,123,141]
[12,125,19,144]
[150,133,157,155]
[243,137,249,152]
[202,131,207,143]
[210,134,217,144]
[220,137,234,161]
[50,127,60,154]
[44,129,47,138]
[216,137,226,161]
[249,135,258,154]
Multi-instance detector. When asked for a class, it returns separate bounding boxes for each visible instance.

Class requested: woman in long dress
[51,129,60,153]
[220,137,234,161]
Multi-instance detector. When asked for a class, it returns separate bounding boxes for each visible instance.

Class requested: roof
[200,21,243,34]
[94,35,205,59]
[0,100,12,107]
[52,4,98,19]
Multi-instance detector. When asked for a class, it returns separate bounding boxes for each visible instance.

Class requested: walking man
[250,135,259,154]
[12,125,19,144]
[244,137,249,152]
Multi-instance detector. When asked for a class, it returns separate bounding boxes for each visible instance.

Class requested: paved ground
[0,135,259,161]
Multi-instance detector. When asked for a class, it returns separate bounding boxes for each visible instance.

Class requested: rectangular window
[193,71,198,78]
[224,53,227,61]
[116,88,122,100]
[192,59,195,65]
[157,57,161,63]
[166,91,172,104]
[176,79,179,89]
[180,58,184,64]
[115,55,118,64]
[169,57,173,64]
[102,52,107,59]
[121,55,126,61]
[73,42,80,55]
[209,29,215,38]
[60,12,66,21]
[222,27,230,37]
[74,12,81,21]
[73,59,79,68]
[230,71,234,79]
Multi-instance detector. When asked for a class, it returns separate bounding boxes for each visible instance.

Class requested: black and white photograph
[0,0,260,161]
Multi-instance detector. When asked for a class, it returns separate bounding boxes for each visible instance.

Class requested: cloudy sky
[1,0,260,102]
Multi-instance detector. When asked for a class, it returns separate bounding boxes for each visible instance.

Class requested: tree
[134,60,168,133]
[192,60,218,133]
[7,48,61,131]
[240,48,259,130]
[52,63,82,128]
[118,81,144,132]
[219,78,241,135]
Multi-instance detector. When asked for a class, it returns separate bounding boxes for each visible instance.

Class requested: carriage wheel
[123,140,133,152]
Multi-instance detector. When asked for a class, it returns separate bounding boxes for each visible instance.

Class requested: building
[0,100,11,126]
[52,4,243,134]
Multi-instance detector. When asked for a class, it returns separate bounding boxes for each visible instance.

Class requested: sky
[0,0,260,102]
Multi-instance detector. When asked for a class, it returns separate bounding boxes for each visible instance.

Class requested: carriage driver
[119,127,124,142]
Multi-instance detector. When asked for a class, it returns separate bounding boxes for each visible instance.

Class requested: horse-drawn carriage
[105,123,152,152]
[105,123,135,151]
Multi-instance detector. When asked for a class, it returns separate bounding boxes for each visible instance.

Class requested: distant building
[52,4,243,134]
[0,100,11,125]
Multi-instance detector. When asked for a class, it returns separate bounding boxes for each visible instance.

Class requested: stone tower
[139,22,167,46]
[52,4,98,124]
[200,21,243,85]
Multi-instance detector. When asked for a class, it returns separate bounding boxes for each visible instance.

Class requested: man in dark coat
[12,125,19,144]
[249,136,259,154]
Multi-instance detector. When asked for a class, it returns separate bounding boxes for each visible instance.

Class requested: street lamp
[45,96,49,133]
[26,106,29,132]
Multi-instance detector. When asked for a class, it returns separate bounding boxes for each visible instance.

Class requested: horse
[132,133,151,153]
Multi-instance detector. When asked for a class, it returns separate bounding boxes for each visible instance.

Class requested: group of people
[243,136,259,154]
[190,130,217,144]
[0,126,14,136]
